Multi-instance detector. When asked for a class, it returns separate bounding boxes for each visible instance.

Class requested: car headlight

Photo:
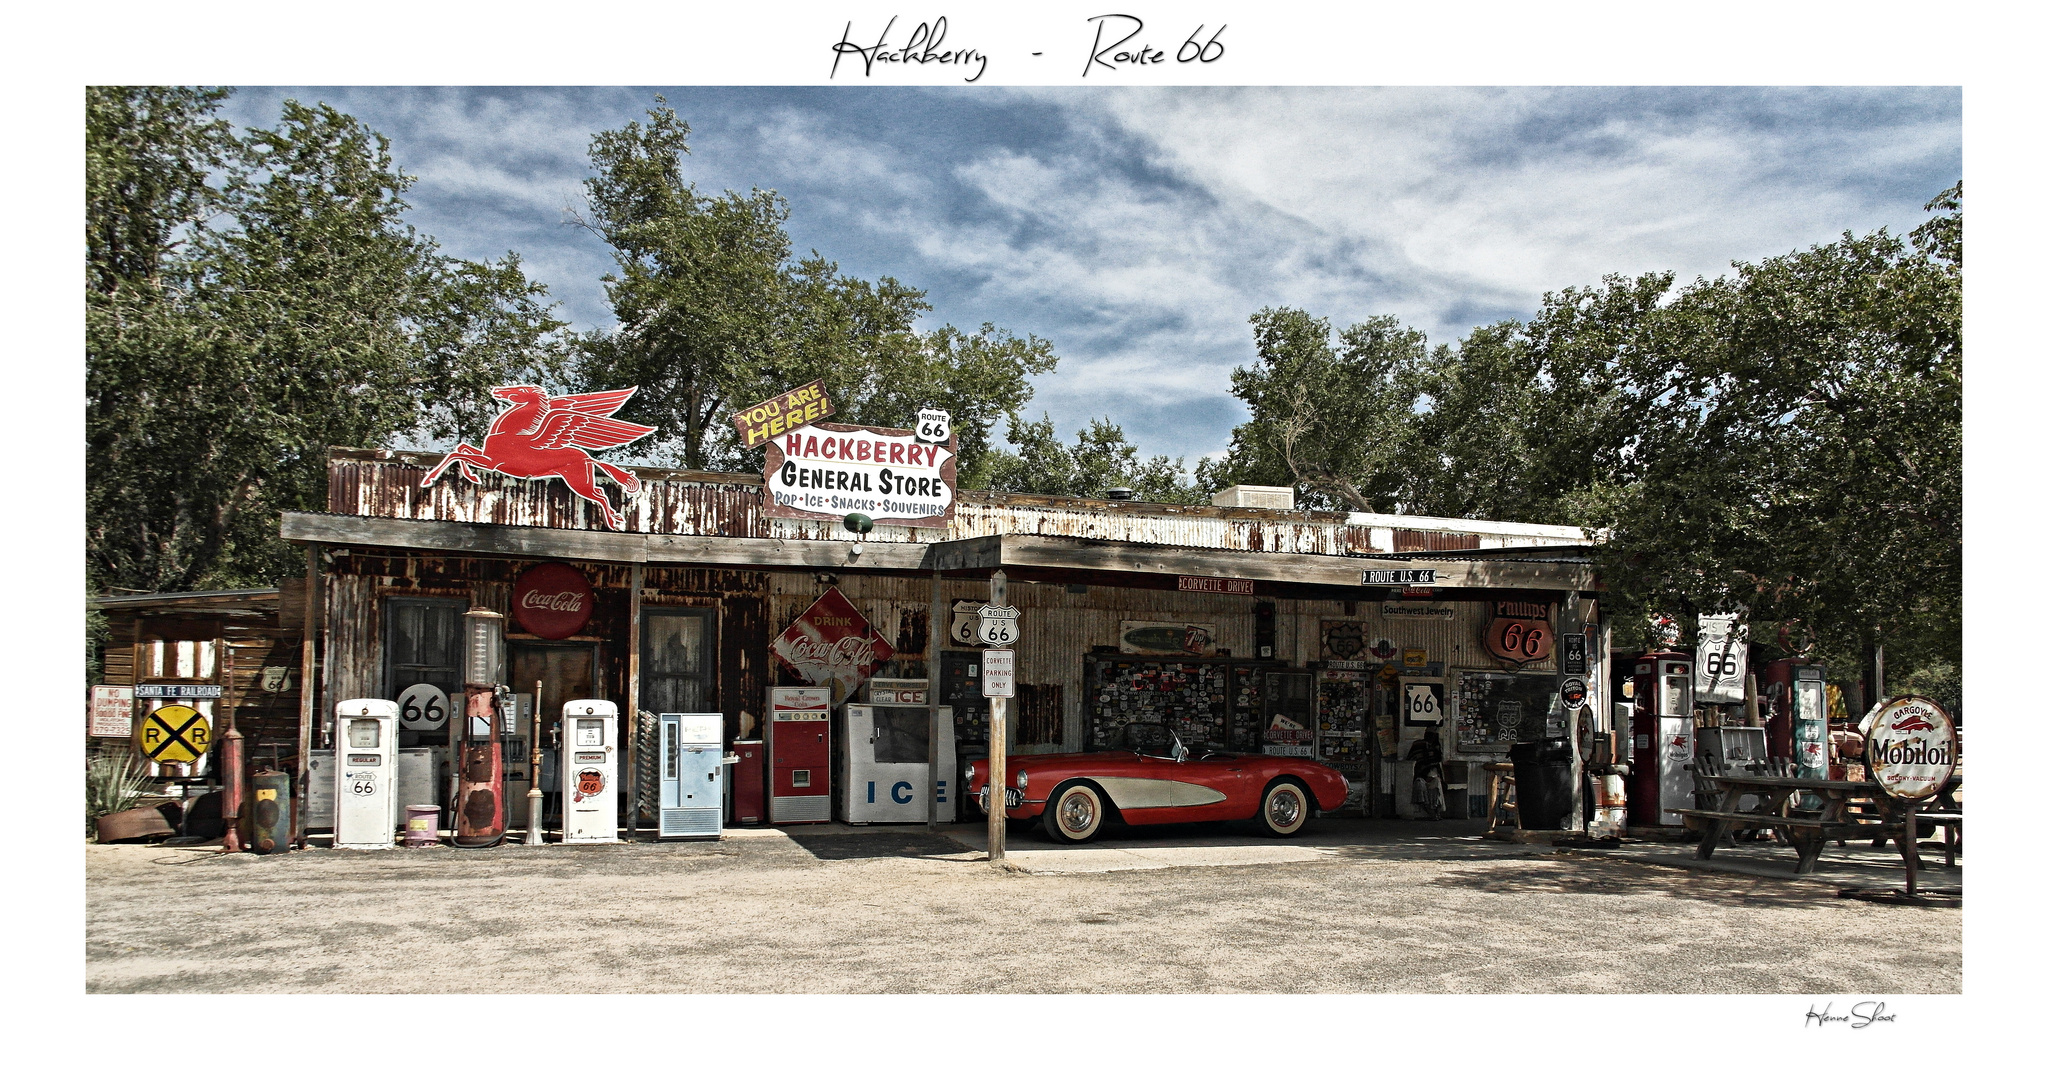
[964,764,976,787]
[1015,770,1028,795]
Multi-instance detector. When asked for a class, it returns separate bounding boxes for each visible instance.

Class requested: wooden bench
[1680,809,1903,873]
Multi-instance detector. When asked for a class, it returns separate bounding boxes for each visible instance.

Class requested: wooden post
[987,570,1007,865]
[293,543,320,848]
[626,562,643,837]
[928,566,943,830]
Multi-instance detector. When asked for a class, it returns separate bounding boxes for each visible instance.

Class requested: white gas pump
[843,702,956,824]
[1656,658,1695,825]
[560,699,621,844]
[334,699,399,849]
[658,713,727,839]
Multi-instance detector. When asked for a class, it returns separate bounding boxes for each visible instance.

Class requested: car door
[1170,750,1251,820]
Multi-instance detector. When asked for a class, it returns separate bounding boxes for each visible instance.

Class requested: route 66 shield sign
[915,408,951,445]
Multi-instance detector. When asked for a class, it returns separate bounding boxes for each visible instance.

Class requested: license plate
[978,785,1024,810]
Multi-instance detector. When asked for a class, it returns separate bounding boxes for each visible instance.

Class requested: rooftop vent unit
[1210,484,1295,510]
[1103,487,1136,501]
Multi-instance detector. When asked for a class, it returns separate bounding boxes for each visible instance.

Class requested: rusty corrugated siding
[326,449,1418,555]
[1394,529,1482,552]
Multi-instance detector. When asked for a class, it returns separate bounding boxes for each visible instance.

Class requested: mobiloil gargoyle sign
[763,413,956,527]
[422,386,655,529]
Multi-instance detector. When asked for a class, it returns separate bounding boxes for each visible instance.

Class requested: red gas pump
[1627,650,1693,827]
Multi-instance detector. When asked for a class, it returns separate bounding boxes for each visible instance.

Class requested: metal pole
[928,566,943,830]
[294,543,319,849]
[626,562,643,837]
[526,678,546,844]
[986,570,1007,866]
[219,642,243,853]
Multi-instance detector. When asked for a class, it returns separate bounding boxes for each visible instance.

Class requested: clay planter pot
[95,806,173,843]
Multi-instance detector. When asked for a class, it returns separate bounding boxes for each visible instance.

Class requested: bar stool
[1483,762,1517,831]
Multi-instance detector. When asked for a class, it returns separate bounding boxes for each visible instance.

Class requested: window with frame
[383,597,465,701]
[642,607,715,715]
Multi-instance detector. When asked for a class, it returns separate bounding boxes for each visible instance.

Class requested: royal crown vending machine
[767,687,832,824]
[334,699,399,849]
[658,712,726,839]
[1628,651,1694,826]
[560,699,621,844]
[844,679,957,824]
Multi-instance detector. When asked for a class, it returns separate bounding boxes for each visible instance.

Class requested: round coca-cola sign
[512,563,594,639]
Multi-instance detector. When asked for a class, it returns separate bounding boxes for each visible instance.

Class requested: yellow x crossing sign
[141,704,211,763]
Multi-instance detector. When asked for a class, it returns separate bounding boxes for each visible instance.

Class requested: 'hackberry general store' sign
[763,421,956,527]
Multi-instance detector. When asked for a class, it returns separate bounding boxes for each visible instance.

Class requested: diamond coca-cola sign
[771,587,894,705]
[512,562,595,639]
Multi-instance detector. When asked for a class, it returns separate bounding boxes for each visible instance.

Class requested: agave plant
[86,748,151,830]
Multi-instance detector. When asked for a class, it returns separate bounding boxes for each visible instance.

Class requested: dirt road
[85,823,1959,994]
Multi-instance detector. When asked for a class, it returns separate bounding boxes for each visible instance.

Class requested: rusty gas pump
[452,608,508,847]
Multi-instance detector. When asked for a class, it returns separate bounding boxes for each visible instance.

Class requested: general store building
[280,447,1606,831]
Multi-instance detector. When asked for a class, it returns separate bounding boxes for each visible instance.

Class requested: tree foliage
[974,414,1203,504]
[1206,308,1428,512]
[568,100,1056,477]
[1208,183,1963,686]
[87,88,565,593]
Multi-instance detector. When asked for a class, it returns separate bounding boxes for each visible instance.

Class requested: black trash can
[1508,740,1574,830]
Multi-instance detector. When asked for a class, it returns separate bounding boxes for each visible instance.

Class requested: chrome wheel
[1268,788,1302,828]
[1058,790,1097,833]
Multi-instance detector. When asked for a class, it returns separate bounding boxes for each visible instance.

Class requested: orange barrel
[404,805,441,847]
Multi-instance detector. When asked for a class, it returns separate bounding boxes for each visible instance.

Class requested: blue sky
[217,85,1960,464]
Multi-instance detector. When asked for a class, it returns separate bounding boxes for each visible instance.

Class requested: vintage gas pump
[452,607,508,847]
[1627,650,1694,827]
[334,698,399,849]
[561,699,622,843]
[768,687,832,824]
[657,712,725,839]
[844,679,957,824]
[1761,658,1830,800]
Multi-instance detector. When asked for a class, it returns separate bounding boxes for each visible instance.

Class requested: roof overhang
[282,512,1600,592]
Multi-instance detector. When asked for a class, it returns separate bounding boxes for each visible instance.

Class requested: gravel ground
[84,823,1960,994]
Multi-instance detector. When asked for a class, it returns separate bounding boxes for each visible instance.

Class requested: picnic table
[1681,774,1961,881]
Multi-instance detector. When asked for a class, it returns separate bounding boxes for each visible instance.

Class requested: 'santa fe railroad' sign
[513,562,596,639]
[1865,695,1957,801]
[422,386,655,530]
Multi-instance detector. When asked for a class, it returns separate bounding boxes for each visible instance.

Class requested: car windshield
[1119,723,1177,756]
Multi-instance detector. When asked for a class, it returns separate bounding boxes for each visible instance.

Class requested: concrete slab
[934,816,1478,873]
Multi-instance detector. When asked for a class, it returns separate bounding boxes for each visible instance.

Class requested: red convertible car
[967,721,1351,843]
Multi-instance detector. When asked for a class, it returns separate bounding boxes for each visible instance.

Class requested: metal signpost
[978,571,1015,865]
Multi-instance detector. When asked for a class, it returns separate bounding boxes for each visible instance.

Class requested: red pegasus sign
[421,386,656,529]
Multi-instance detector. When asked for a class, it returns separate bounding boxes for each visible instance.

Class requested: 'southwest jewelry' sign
[771,587,896,705]
[763,421,956,526]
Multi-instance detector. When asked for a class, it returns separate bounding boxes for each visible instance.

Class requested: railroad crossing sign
[140,704,212,763]
[976,604,1020,646]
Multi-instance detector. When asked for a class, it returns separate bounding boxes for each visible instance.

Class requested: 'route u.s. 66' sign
[763,421,957,527]
[976,604,1020,646]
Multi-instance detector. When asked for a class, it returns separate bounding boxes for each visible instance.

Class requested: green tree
[1207,308,1429,512]
[87,89,566,593]
[974,414,1202,503]
[570,100,1055,477]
